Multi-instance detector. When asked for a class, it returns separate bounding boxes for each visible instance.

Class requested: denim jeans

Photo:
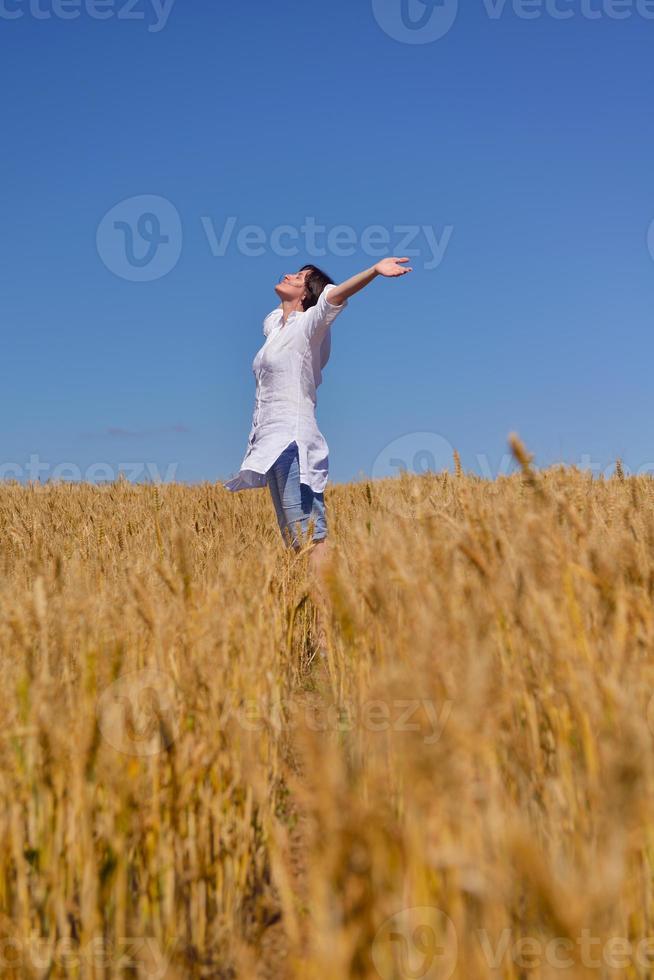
[266,441,327,548]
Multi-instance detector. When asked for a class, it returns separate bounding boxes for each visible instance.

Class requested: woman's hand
[325,258,414,306]
[374,256,413,277]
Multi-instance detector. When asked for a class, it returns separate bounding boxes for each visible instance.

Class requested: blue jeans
[266,441,327,549]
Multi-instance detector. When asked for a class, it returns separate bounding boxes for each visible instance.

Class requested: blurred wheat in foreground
[2,440,654,979]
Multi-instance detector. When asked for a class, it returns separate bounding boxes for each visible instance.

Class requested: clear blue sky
[2,1,654,484]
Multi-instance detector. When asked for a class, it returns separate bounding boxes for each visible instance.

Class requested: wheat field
[1,436,654,979]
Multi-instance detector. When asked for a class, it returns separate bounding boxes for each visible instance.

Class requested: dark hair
[299,264,333,312]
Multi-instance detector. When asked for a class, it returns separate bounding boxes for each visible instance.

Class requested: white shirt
[222,283,348,494]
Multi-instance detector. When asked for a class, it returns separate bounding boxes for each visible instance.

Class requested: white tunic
[222,284,348,494]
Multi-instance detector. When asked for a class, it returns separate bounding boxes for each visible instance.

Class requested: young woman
[223,258,413,643]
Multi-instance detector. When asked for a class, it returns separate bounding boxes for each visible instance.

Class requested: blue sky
[2,0,653,484]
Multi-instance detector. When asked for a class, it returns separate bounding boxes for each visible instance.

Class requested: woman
[223,257,413,645]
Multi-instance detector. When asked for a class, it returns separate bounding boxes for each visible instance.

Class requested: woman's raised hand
[374,257,413,277]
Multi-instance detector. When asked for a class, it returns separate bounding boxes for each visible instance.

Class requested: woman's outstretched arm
[327,257,413,306]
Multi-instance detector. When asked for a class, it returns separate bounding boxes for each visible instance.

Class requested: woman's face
[275,269,311,305]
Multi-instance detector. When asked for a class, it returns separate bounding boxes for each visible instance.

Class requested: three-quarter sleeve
[301,284,348,343]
